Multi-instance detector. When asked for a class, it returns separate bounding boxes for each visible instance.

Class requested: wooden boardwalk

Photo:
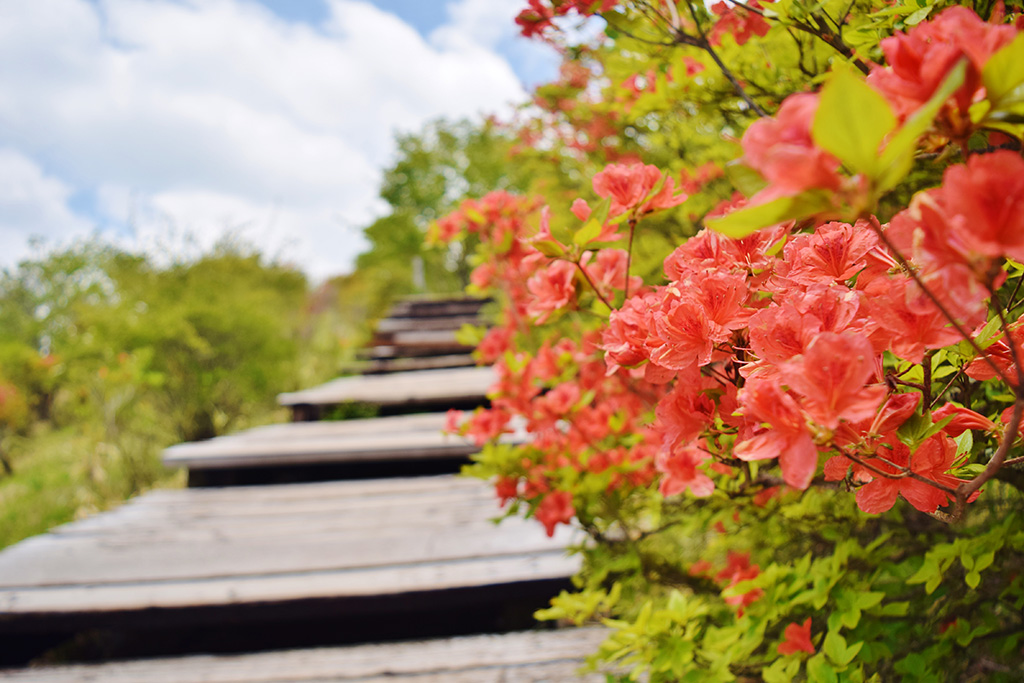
[350,296,488,374]
[1,628,608,682]
[279,366,495,420]
[0,296,597,679]
[162,413,525,472]
[0,476,576,617]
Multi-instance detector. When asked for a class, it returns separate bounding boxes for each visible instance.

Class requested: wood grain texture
[353,354,477,375]
[277,366,495,408]
[0,627,608,682]
[386,298,489,319]
[161,413,525,470]
[0,476,579,615]
[375,315,481,333]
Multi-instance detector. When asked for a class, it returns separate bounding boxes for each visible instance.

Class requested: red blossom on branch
[535,490,575,536]
[592,162,687,217]
[778,618,815,655]
[856,434,967,514]
[867,6,1016,126]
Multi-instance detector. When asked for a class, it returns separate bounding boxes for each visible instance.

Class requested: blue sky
[0,0,560,278]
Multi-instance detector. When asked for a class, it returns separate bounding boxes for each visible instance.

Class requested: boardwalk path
[3,628,608,683]
[0,297,605,679]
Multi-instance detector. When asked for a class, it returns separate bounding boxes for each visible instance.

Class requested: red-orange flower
[535,491,574,536]
[856,434,966,514]
[778,618,815,655]
[741,94,841,199]
[592,163,686,217]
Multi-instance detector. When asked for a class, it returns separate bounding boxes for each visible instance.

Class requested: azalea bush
[440,1,1024,681]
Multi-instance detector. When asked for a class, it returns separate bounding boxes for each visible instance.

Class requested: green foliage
[442,1,1024,680]
[0,237,340,547]
[356,118,530,318]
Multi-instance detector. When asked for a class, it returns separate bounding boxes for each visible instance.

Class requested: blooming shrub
[441,2,1024,680]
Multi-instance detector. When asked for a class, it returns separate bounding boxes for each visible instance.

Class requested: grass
[0,402,293,550]
[0,426,186,550]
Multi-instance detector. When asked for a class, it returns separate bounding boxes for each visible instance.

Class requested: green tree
[354,118,530,317]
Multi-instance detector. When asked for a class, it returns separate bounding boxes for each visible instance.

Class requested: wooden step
[374,315,481,334]
[0,475,577,618]
[386,298,489,319]
[0,627,608,682]
[162,413,523,472]
[278,366,495,414]
[349,354,478,375]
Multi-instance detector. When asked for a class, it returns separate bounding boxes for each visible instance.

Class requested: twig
[866,216,1013,387]
[684,1,769,117]
[954,285,1024,517]
[839,449,958,495]
[574,260,614,310]
[930,365,967,409]
[955,398,1023,516]
[728,0,870,74]
[624,217,637,302]
[923,350,934,409]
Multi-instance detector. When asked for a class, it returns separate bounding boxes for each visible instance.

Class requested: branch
[954,288,1024,515]
[683,1,768,117]
[839,449,958,495]
[574,260,614,310]
[866,216,1014,387]
[725,0,870,74]
[930,364,967,409]
[603,16,681,47]
[956,398,1022,515]
[623,217,637,302]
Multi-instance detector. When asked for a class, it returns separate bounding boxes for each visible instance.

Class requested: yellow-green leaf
[876,60,967,192]
[811,67,897,177]
[573,218,603,246]
[983,33,1024,107]
[707,191,832,238]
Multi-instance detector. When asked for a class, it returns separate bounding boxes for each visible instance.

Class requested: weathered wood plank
[386,298,489,319]
[163,430,477,469]
[375,315,481,333]
[161,413,519,470]
[0,551,577,614]
[231,413,453,440]
[48,490,510,538]
[0,628,607,682]
[353,353,477,375]
[43,487,513,539]
[0,477,578,616]
[361,343,472,360]
[0,524,568,586]
[278,366,495,409]
[370,329,464,347]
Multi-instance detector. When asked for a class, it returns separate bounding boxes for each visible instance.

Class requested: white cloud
[0,0,540,279]
[0,150,93,266]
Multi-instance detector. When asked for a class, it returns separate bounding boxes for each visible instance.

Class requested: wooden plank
[370,329,465,346]
[356,354,478,375]
[230,413,453,440]
[0,519,569,586]
[161,413,523,470]
[163,428,476,470]
[376,315,481,333]
[0,552,578,614]
[278,366,495,408]
[0,628,607,682]
[137,474,488,505]
[386,299,489,319]
[45,485,513,539]
[50,504,509,542]
[361,343,472,360]
[0,477,578,616]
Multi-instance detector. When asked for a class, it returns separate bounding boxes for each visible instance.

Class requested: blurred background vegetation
[0,116,529,549]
